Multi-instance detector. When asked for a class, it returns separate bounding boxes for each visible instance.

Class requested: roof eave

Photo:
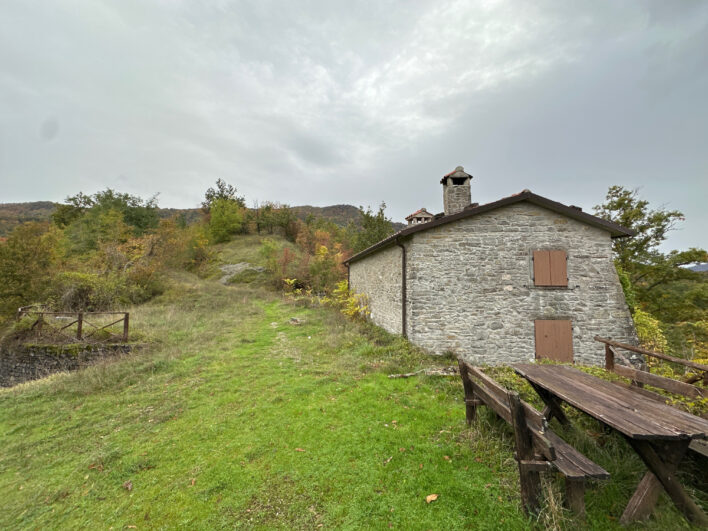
[344,191,634,265]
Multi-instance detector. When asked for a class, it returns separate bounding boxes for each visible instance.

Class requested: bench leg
[624,439,708,526]
[564,478,586,517]
[509,391,543,515]
[458,360,479,425]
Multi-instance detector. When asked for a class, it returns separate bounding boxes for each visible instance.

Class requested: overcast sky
[1,1,706,250]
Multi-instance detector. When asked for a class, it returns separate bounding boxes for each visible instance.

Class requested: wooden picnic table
[512,363,708,525]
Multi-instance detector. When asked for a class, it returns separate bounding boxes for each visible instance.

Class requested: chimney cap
[440,165,472,184]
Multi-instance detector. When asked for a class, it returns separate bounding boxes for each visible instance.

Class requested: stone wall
[0,344,132,387]
[351,201,637,366]
[406,202,637,365]
[349,244,403,334]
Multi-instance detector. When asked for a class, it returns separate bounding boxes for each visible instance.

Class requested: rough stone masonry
[347,168,637,366]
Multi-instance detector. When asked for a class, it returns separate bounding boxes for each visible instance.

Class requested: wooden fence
[16,306,129,343]
[594,336,707,401]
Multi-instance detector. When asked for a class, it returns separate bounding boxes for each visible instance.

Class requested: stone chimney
[440,166,472,216]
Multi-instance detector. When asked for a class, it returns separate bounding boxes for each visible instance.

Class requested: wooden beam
[626,439,708,526]
[605,343,614,372]
[461,364,555,460]
[612,364,705,399]
[518,460,553,473]
[458,360,478,425]
[529,382,570,426]
[595,336,708,373]
[509,391,542,515]
[564,478,586,517]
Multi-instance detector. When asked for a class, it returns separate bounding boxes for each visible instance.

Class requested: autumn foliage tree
[594,185,708,357]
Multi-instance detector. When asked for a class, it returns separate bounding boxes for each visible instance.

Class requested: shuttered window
[534,320,574,362]
[533,250,567,287]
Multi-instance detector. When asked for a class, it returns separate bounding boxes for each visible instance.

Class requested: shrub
[208,199,245,243]
[633,308,668,353]
[47,271,127,311]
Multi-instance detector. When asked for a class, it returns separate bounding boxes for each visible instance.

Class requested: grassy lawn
[1,238,705,529]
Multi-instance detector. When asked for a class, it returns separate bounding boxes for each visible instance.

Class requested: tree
[0,222,57,317]
[51,192,94,228]
[202,179,245,213]
[350,203,395,253]
[594,185,708,337]
[593,186,689,275]
[55,189,159,254]
[208,198,245,243]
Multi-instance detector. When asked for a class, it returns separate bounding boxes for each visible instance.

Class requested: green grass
[0,238,706,529]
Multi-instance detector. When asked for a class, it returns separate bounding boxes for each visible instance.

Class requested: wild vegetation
[1,237,704,529]
[0,181,396,322]
[593,186,708,366]
[0,182,706,528]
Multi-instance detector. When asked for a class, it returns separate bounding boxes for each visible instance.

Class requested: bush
[47,272,127,311]
[633,308,668,353]
[208,199,245,243]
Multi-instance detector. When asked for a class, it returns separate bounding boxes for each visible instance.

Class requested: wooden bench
[458,360,609,516]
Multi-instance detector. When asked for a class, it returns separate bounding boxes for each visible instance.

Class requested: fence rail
[594,336,707,399]
[16,306,129,343]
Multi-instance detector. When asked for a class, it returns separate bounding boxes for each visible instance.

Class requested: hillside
[0,201,405,236]
[0,201,58,237]
[0,236,700,529]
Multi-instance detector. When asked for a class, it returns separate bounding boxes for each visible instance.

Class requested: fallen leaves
[425,493,438,503]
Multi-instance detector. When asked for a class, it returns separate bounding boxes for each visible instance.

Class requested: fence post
[123,313,129,342]
[37,313,44,335]
[605,343,614,372]
[77,312,83,340]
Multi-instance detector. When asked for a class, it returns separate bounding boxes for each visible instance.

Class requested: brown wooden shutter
[533,250,567,287]
[534,320,574,362]
[549,250,567,287]
[533,251,551,286]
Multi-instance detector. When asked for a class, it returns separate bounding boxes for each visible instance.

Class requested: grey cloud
[0,0,706,251]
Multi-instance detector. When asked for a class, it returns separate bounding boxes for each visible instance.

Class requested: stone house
[344,167,638,366]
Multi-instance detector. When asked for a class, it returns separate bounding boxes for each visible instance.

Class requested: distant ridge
[0,201,405,236]
[688,263,708,272]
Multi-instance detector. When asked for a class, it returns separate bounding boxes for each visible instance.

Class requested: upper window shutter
[533,251,551,286]
[534,250,567,287]
[549,250,567,287]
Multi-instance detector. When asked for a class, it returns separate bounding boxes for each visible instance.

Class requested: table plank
[514,364,668,438]
[553,366,708,436]
[512,364,708,440]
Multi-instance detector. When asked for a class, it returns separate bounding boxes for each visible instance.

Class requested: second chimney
[440,166,472,216]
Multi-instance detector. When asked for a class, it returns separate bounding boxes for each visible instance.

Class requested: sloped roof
[344,190,635,265]
[405,207,433,220]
